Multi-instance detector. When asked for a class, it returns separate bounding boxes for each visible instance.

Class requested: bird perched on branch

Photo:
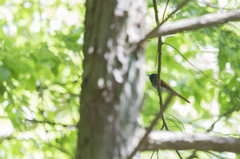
[147,74,190,103]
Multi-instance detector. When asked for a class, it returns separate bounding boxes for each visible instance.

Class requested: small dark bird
[147,74,190,103]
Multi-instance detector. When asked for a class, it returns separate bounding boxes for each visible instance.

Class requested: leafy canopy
[0,0,240,159]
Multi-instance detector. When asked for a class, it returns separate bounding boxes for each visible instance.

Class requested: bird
[147,74,190,103]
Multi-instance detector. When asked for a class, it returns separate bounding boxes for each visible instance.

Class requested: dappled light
[1,0,240,159]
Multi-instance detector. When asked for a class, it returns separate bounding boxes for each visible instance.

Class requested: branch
[25,119,76,127]
[152,0,166,130]
[143,10,240,40]
[162,0,170,21]
[127,95,173,159]
[152,1,187,158]
[142,131,240,153]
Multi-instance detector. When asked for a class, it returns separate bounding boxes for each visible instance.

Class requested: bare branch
[143,10,240,41]
[152,0,166,131]
[151,0,186,157]
[25,119,76,128]
[141,131,240,153]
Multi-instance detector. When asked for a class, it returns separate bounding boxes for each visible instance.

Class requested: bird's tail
[175,93,190,103]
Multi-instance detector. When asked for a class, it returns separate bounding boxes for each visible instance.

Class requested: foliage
[0,0,84,158]
[142,0,240,158]
[0,0,240,159]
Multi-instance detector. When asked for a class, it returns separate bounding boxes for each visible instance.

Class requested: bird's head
[147,73,158,88]
[147,74,157,83]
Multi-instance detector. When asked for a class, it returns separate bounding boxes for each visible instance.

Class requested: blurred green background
[0,0,240,158]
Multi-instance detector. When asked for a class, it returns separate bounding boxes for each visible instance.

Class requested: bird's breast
[160,87,172,94]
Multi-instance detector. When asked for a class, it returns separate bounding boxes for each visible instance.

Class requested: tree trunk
[76,0,147,159]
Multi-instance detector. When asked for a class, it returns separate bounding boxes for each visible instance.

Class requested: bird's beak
[147,74,150,76]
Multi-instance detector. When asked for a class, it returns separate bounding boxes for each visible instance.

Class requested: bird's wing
[161,80,190,103]
[160,80,174,92]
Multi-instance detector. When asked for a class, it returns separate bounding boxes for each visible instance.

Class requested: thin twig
[165,118,183,132]
[160,124,165,130]
[150,151,155,159]
[162,0,170,21]
[25,119,76,127]
[205,151,226,159]
[162,117,183,159]
[165,113,186,133]
[163,42,240,103]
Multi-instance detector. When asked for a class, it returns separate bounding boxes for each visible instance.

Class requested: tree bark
[76,0,147,159]
[77,1,240,159]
